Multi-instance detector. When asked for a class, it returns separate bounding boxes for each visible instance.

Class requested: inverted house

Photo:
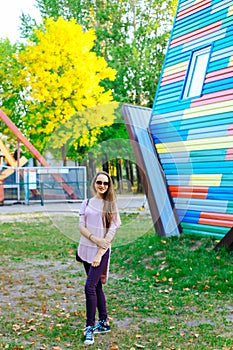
[122,0,233,238]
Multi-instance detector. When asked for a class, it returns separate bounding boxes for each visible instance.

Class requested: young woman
[77,171,121,345]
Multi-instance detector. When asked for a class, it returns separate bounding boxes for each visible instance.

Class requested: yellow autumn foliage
[17,17,117,151]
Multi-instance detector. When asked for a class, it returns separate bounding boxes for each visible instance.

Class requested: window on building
[182,46,211,99]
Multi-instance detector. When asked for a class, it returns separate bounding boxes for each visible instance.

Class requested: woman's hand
[91,236,110,249]
[92,254,102,267]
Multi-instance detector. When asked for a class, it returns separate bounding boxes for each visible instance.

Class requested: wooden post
[214,227,233,251]
[0,180,4,205]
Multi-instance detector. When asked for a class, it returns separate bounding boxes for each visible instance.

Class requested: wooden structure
[123,0,233,238]
[0,109,78,200]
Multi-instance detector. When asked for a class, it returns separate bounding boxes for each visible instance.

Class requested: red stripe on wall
[170,21,222,48]
[227,125,233,136]
[190,88,233,107]
[200,212,233,221]
[176,0,211,21]
[205,66,233,83]
[169,186,208,198]
[171,192,208,199]
[199,212,233,227]
[199,218,233,227]
[225,148,233,160]
[169,186,208,193]
[161,70,187,86]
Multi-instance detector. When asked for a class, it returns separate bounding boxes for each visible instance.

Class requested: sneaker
[94,319,111,334]
[84,326,94,345]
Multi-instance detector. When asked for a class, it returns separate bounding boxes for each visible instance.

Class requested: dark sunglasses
[96,180,109,186]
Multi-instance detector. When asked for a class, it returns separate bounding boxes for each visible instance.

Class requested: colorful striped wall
[149,0,233,238]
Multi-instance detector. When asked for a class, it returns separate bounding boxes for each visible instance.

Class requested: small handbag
[75,249,83,263]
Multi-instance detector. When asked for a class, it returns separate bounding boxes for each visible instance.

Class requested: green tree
[0,39,25,137]
[17,17,117,164]
[31,0,178,107]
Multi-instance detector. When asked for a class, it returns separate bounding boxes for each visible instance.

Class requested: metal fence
[0,166,87,205]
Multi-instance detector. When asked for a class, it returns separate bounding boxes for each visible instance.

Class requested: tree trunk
[88,152,96,181]
[136,164,143,193]
[102,153,109,173]
[116,158,123,193]
[124,159,132,192]
[129,161,134,187]
[62,145,67,166]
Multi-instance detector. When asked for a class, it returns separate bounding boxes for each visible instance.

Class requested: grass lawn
[0,212,233,350]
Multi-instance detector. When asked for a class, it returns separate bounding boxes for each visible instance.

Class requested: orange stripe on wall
[199,218,233,227]
[169,186,208,198]
[200,212,233,221]
[169,186,209,193]
[171,191,208,199]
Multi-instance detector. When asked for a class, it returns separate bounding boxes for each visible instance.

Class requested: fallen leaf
[26,318,34,324]
[134,344,145,349]
[42,301,47,314]
[167,305,175,310]
[12,324,21,332]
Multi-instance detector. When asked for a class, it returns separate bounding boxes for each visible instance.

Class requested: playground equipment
[0,139,28,204]
[0,139,28,179]
[0,109,79,203]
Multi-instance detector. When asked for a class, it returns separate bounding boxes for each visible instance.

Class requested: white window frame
[182,46,211,99]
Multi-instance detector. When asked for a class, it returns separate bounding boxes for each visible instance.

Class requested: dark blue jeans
[83,249,110,327]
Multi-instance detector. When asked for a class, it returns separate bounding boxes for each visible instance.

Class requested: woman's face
[94,174,109,197]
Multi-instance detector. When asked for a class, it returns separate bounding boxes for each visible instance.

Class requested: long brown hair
[91,171,117,231]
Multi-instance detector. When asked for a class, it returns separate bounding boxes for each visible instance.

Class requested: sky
[0,0,42,43]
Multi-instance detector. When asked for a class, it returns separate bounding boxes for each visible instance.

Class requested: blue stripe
[153,99,191,115]
[150,121,182,134]
[190,149,227,158]
[152,129,189,143]
[175,6,212,27]
[209,186,233,194]
[210,44,233,60]
[177,209,200,219]
[173,8,229,38]
[180,112,233,130]
[208,59,231,70]
[203,78,233,93]
[151,112,233,132]
[181,29,226,52]
[174,197,229,211]
[158,150,228,165]
[207,193,233,201]
[179,0,194,10]
[163,162,233,175]
[166,50,190,65]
